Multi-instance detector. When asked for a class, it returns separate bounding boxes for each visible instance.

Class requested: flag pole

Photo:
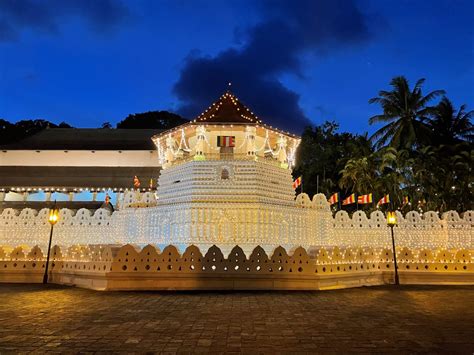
[338,192,341,211]
[316,175,319,194]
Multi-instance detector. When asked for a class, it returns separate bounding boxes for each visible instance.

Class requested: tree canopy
[295,76,473,213]
[293,121,372,200]
[0,119,73,145]
[428,97,473,145]
[0,110,188,145]
[116,111,188,129]
[368,76,445,150]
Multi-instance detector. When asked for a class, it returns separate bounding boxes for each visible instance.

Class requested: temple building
[0,128,162,211]
[152,90,300,206]
[117,90,303,251]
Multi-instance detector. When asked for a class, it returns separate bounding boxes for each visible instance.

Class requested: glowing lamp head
[386,211,397,227]
[48,208,59,225]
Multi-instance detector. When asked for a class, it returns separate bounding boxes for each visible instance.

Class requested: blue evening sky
[0,0,472,135]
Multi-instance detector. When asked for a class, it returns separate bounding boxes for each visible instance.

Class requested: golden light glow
[387,211,397,227]
[48,209,59,225]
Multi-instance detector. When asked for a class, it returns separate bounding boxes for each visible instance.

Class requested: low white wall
[0,150,159,167]
[0,193,472,251]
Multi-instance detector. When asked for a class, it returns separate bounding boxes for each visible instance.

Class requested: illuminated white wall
[0,193,472,254]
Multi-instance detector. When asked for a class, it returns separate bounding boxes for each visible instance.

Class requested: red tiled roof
[194,91,261,125]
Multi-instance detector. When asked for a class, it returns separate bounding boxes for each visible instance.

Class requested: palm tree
[369,76,445,149]
[372,147,409,207]
[339,157,375,195]
[428,97,474,145]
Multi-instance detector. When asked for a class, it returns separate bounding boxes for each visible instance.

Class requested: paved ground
[0,284,473,353]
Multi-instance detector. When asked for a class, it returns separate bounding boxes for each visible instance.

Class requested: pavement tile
[0,284,473,353]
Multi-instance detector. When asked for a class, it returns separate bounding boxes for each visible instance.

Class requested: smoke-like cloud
[173,0,373,133]
[0,0,130,41]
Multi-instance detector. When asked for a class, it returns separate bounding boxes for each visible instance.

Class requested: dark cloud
[0,0,130,41]
[173,0,372,133]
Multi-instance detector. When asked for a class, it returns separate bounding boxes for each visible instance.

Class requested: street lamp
[386,211,399,285]
[43,207,59,284]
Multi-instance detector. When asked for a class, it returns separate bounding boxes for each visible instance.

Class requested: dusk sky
[0,0,473,134]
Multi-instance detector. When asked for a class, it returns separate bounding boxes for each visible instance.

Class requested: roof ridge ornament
[226,81,232,94]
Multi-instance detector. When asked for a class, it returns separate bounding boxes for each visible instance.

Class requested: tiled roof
[194,91,262,125]
[0,166,159,189]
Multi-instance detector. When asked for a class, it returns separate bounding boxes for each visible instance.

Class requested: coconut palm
[369,76,445,149]
[339,157,375,195]
[372,147,410,207]
[428,97,474,145]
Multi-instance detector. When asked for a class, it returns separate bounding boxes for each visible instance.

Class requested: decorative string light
[0,195,471,251]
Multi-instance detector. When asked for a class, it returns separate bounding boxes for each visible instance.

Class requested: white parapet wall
[0,244,472,290]
[0,150,159,167]
[0,193,472,252]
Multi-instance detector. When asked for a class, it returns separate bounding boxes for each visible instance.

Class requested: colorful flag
[377,194,390,207]
[217,136,235,147]
[402,196,409,205]
[357,193,373,204]
[328,193,339,205]
[342,193,356,205]
[292,176,302,189]
[133,175,141,188]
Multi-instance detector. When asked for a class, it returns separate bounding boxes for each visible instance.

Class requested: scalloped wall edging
[0,244,472,290]
[1,196,473,250]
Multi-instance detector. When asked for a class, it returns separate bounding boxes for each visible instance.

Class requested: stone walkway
[0,284,473,353]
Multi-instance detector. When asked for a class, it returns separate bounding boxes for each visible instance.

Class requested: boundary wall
[0,193,472,252]
[0,244,472,290]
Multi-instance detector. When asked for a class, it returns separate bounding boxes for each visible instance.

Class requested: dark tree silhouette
[369,76,445,149]
[428,97,473,145]
[293,121,372,198]
[116,111,188,129]
[0,119,73,145]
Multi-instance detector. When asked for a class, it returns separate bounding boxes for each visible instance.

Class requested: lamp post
[43,207,59,284]
[386,211,399,285]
